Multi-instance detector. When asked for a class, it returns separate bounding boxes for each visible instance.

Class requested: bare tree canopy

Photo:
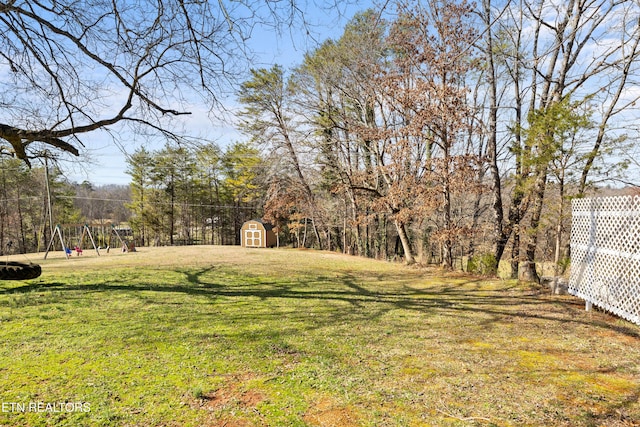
[0,0,316,164]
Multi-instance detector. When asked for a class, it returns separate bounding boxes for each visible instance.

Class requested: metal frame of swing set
[43,224,125,259]
[106,224,130,253]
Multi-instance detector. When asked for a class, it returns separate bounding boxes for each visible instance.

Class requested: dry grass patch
[303,397,361,427]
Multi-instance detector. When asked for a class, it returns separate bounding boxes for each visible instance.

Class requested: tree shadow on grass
[181,266,218,287]
[0,281,68,296]
[2,266,639,340]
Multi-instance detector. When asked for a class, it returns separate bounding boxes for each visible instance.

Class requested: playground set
[44,224,135,259]
[2,224,135,280]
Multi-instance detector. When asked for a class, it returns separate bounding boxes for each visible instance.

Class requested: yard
[1,246,639,426]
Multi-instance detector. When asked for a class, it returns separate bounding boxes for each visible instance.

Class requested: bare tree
[0,0,326,165]
[477,0,640,280]
[361,0,478,266]
[291,10,389,256]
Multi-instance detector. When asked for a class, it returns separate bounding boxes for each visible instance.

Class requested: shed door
[244,229,262,247]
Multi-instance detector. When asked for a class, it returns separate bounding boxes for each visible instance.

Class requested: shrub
[467,253,498,275]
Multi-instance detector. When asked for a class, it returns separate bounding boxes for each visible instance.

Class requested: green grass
[1,246,639,426]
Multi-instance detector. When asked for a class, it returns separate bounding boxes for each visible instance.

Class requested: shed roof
[247,219,274,231]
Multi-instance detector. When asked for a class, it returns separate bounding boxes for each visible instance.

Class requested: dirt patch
[185,380,266,427]
[303,398,360,427]
[199,386,265,411]
[206,417,254,427]
[596,328,640,344]
[186,372,265,414]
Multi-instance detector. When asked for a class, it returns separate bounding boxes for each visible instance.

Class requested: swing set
[44,224,98,259]
[43,224,132,259]
[105,224,133,253]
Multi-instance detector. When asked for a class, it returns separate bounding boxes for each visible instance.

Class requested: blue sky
[63,1,373,187]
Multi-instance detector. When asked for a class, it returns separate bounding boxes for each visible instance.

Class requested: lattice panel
[569,196,640,325]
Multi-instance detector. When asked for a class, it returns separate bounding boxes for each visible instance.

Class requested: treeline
[0,158,129,255]
[1,141,268,254]
[4,0,639,282]
[230,1,640,279]
[125,143,264,247]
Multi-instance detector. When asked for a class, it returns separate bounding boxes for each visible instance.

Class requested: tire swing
[0,261,42,280]
[1,240,42,280]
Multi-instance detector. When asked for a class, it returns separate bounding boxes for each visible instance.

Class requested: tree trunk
[17,195,26,253]
[554,172,566,276]
[343,208,347,254]
[381,214,388,260]
[510,224,520,279]
[482,0,504,265]
[169,180,175,246]
[441,173,453,269]
[394,220,414,264]
[348,192,363,256]
[0,169,5,256]
[310,216,322,250]
[519,170,547,283]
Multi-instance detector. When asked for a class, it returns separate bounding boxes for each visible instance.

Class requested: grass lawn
[1,246,639,427]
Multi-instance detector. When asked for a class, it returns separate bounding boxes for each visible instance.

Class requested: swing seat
[65,247,72,255]
[74,246,83,255]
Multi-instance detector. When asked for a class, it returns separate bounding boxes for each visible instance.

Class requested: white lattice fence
[569,196,640,325]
